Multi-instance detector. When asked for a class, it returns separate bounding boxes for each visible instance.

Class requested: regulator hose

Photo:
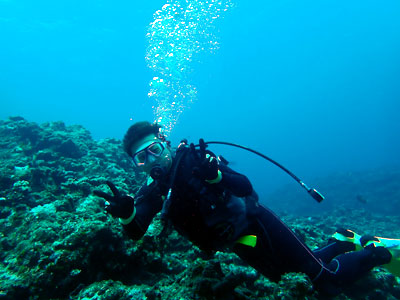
[202,141,325,203]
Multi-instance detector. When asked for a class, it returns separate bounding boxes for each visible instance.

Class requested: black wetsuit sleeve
[122,181,163,240]
[218,164,253,197]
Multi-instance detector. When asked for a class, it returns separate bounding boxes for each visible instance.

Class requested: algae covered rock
[275,273,315,299]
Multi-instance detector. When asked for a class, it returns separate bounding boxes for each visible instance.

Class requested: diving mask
[132,141,165,167]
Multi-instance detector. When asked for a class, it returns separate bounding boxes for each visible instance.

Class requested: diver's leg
[314,229,395,267]
[233,205,325,281]
[233,220,283,282]
[233,205,391,296]
[313,241,355,264]
[313,229,358,264]
[314,245,392,290]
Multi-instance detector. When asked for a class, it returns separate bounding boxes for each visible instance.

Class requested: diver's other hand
[93,181,134,218]
[190,138,220,182]
[198,153,219,181]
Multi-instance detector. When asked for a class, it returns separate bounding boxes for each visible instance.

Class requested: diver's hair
[123,121,162,156]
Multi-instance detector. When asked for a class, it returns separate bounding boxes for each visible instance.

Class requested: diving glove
[190,138,221,183]
[93,181,135,219]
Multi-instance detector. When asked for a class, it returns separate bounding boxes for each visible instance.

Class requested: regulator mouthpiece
[150,164,166,180]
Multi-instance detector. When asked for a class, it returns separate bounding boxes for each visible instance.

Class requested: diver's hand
[190,138,220,182]
[93,181,134,219]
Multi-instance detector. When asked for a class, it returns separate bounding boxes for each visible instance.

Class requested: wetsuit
[121,146,387,295]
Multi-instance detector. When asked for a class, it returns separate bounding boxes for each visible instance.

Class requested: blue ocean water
[1,0,399,202]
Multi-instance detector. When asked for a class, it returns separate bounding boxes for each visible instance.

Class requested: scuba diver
[94,121,397,296]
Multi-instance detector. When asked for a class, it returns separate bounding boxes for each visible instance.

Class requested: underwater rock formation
[0,117,398,299]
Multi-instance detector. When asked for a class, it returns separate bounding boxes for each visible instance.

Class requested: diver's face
[130,134,173,175]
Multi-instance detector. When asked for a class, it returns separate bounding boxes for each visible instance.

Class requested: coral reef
[0,117,399,299]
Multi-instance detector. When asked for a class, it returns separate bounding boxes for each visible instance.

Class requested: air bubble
[146,0,234,135]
